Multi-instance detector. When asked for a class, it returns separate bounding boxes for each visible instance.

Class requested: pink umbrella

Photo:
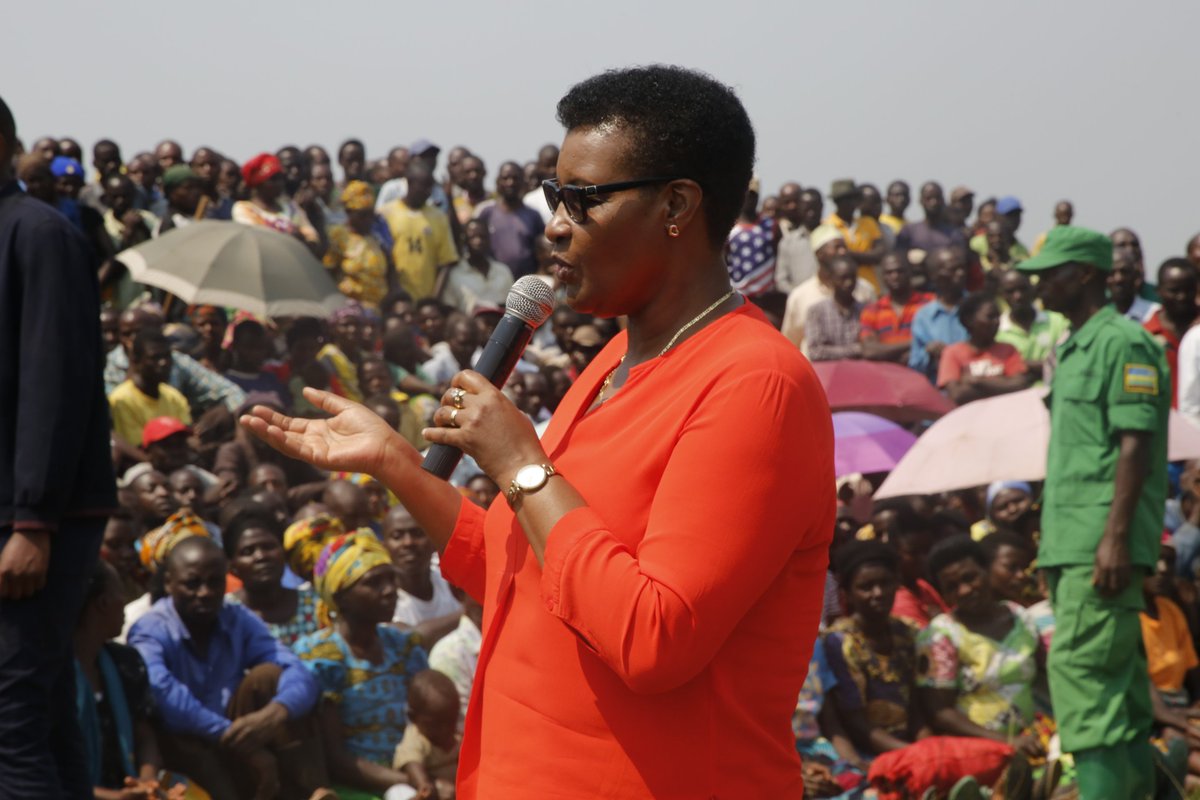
[813,360,955,424]
[833,412,919,477]
[875,387,1200,499]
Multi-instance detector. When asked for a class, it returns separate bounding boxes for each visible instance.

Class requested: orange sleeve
[539,368,834,695]
[439,496,489,604]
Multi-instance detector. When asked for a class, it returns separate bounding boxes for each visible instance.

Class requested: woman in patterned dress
[223,505,322,648]
[917,536,1046,760]
[824,540,925,759]
[294,532,429,799]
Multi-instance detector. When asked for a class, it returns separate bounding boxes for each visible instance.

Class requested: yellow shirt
[381,201,458,300]
[108,379,192,447]
[824,212,884,292]
[880,214,906,234]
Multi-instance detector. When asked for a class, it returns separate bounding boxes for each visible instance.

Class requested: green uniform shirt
[1041,305,1169,569]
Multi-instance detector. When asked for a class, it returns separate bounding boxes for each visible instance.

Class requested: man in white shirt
[441,221,515,314]
[428,590,482,733]
[379,505,462,629]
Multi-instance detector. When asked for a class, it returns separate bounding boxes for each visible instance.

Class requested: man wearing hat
[1018,226,1168,800]
[947,185,975,233]
[970,195,1029,268]
[375,138,452,216]
[824,179,885,292]
[155,164,203,236]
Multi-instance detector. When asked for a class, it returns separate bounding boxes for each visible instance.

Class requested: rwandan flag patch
[1123,363,1158,395]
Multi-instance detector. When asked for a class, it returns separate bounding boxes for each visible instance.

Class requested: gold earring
[667,223,680,237]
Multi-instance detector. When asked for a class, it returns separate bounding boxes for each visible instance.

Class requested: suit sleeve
[12,219,105,528]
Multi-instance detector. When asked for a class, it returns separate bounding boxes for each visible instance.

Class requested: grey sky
[7,1,1196,271]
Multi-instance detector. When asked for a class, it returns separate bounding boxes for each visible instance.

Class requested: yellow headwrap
[312,530,393,614]
[283,513,344,580]
[340,180,376,212]
[139,510,211,572]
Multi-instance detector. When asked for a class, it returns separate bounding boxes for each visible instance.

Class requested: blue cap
[996,196,1022,215]
[409,138,439,156]
[50,156,84,178]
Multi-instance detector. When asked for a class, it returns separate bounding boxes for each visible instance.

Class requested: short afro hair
[221,504,284,561]
[832,539,899,590]
[556,64,755,246]
[978,530,1035,565]
[927,535,988,594]
[957,291,997,327]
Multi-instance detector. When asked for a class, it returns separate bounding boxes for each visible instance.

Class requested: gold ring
[451,387,466,409]
[449,408,460,427]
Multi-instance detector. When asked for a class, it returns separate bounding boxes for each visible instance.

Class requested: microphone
[421,276,557,479]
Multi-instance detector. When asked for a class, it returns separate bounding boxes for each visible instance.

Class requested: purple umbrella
[832,412,918,478]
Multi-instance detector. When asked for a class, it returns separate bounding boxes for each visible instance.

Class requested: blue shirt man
[130,535,326,796]
[131,597,318,738]
[908,246,969,381]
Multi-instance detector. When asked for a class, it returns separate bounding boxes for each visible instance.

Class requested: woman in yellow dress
[323,181,391,310]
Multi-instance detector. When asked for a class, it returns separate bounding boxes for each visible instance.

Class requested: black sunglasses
[542,176,682,224]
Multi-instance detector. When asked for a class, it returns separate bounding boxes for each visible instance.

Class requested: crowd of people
[8,124,1200,800]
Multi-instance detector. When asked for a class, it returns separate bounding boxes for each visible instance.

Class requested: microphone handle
[421,314,535,479]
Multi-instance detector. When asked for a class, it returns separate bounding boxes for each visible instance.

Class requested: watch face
[516,464,547,491]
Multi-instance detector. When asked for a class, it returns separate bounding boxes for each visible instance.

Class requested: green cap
[162,164,199,192]
[1016,225,1113,272]
[829,178,859,200]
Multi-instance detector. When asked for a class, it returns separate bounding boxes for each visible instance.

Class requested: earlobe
[665,179,703,235]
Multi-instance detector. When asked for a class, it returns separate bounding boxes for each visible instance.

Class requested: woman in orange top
[242,65,835,798]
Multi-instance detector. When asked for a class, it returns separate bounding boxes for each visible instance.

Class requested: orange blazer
[441,302,835,798]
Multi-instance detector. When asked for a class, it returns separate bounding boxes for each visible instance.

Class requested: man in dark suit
[0,94,117,798]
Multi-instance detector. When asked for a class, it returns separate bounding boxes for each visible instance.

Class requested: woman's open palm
[239,387,418,477]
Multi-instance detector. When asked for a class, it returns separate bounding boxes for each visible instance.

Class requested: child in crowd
[392,670,461,800]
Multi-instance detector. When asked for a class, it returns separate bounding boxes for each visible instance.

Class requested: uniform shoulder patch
[1123,363,1159,395]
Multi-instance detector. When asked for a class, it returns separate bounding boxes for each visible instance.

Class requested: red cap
[142,416,191,448]
[241,153,283,188]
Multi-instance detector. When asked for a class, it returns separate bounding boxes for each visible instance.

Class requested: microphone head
[505,276,556,328]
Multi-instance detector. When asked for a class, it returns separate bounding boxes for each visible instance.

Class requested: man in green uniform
[1018,226,1169,800]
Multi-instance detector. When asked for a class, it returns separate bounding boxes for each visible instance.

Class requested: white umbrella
[874,387,1200,499]
[117,220,346,318]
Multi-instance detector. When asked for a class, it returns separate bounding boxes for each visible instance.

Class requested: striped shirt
[859,292,935,345]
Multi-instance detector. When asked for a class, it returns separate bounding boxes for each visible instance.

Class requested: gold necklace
[595,288,737,405]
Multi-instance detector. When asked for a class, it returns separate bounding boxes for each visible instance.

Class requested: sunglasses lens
[562,188,585,223]
[542,182,560,214]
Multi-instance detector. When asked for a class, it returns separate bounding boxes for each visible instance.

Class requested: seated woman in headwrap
[283,512,345,584]
[224,505,324,648]
[294,532,430,800]
[325,181,393,311]
[970,480,1038,542]
[232,152,326,258]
